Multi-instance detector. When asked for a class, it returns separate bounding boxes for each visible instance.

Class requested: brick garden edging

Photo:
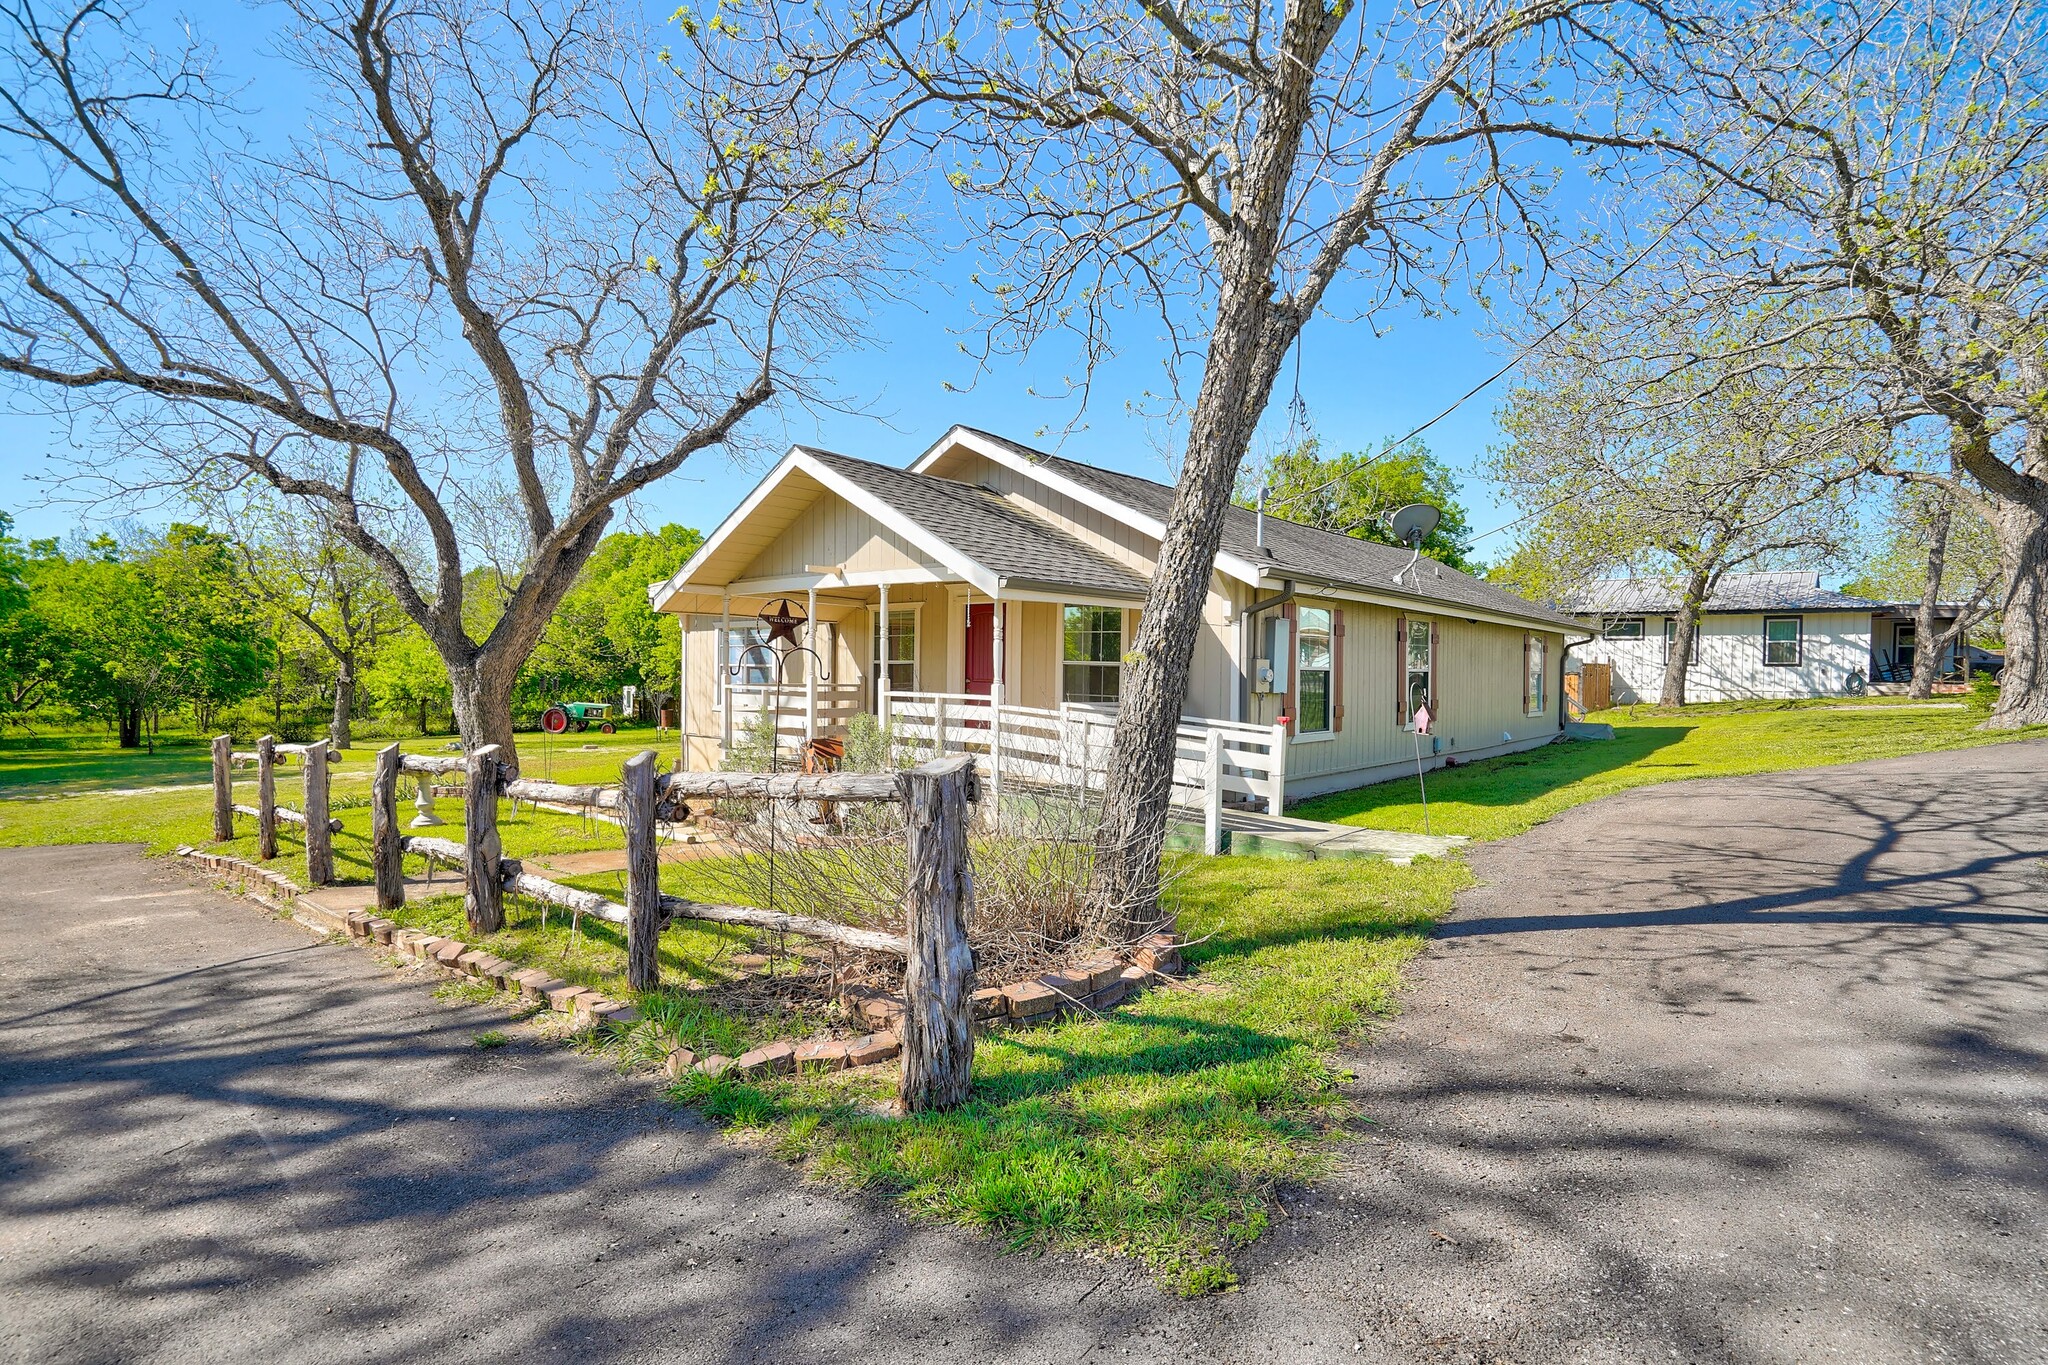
[173,845,1186,1085]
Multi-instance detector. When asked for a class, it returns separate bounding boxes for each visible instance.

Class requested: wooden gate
[1567,662,1612,714]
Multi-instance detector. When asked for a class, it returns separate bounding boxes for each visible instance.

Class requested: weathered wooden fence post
[211,734,234,842]
[303,740,335,885]
[256,734,279,861]
[622,749,661,992]
[372,743,405,910]
[896,753,977,1114]
[464,744,505,933]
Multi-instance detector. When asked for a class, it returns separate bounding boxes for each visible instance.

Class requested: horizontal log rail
[398,833,906,954]
[232,801,342,834]
[661,770,944,802]
[397,754,469,776]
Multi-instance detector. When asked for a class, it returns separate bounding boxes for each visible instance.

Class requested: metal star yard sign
[758,597,807,647]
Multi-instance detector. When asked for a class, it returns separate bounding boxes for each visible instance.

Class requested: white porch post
[1204,728,1224,856]
[990,591,1005,818]
[678,611,691,771]
[720,593,733,760]
[805,586,819,741]
[876,580,891,721]
[1267,720,1288,815]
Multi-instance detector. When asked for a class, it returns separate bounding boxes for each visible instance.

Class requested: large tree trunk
[447,656,523,770]
[1987,498,2048,728]
[1908,504,1953,698]
[1657,568,1712,706]
[1087,275,1281,941]
[330,659,355,750]
[117,699,142,749]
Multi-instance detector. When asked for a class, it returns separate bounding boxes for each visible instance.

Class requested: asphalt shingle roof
[960,428,1585,631]
[1562,571,1882,616]
[804,448,1150,598]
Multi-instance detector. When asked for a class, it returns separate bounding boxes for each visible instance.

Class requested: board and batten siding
[738,489,943,580]
[1236,594,1564,798]
[1577,610,1871,703]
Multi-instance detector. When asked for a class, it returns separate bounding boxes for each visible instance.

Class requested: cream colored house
[649,426,1581,811]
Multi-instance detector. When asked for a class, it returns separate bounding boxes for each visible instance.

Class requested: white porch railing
[726,682,865,749]
[881,691,1286,854]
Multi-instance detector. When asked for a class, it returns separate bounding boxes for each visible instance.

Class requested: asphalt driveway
[3,738,2045,1363]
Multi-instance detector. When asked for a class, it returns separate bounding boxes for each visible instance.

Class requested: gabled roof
[804,451,1147,598]
[1563,571,1881,616]
[922,426,1585,632]
[648,444,1146,610]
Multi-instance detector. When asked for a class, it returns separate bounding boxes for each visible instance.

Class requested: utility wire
[1262,0,1908,525]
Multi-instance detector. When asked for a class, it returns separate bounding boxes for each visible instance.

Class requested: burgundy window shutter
[1522,632,1531,713]
[1395,615,1407,723]
[1333,609,1346,731]
[1282,600,1299,735]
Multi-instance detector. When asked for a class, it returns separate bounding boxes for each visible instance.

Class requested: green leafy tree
[362,631,454,736]
[1236,438,1476,570]
[523,525,702,715]
[0,514,59,728]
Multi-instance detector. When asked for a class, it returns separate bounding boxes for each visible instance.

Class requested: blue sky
[0,0,1531,557]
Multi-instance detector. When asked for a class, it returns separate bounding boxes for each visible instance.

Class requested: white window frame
[1060,603,1126,705]
[871,603,921,694]
[1602,616,1646,640]
[1663,616,1701,665]
[1295,605,1335,740]
[1763,615,1803,667]
[1402,616,1434,731]
[712,619,775,710]
[1526,633,1548,716]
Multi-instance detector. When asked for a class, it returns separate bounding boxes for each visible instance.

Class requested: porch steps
[1212,810,1466,865]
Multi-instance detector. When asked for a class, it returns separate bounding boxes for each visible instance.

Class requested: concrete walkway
[1221,807,1467,863]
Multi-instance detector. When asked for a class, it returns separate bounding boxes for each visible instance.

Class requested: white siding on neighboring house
[1578,611,1872,702]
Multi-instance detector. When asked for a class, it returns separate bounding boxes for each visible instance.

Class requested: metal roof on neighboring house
[800,448,1150,599]
[1561,571,1883,616]
[958,428,1586,632]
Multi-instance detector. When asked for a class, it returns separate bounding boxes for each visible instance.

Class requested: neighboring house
[648,425,1582,804]
[1563,570,1974,703]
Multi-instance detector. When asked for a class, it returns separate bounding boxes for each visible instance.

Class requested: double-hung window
[1763,616,1803,667]
[1404,618,1433,725]
[1062,605,1123,703]
[872,607,917,692]
[1296,607,1333,734]
[1603,616,1646,640]
[1663,617,1700,664]
[722,623,773,694]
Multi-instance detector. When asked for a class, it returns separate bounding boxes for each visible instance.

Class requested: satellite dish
[1387,503,1442,587]
[1388,503,1442,547]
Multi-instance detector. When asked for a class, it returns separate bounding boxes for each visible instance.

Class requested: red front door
[964,602,1007,696]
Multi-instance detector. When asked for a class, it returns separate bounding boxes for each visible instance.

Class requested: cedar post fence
[210,737,345,859]
[464,744,505,934]
[621,750,662,992]
[256,734,278,860]
[370,747,980,1113]
[302,740,334,886]
[895,753,976,1112]
[371,743,404,911]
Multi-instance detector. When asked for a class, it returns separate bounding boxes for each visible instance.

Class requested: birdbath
[410,783,445,828]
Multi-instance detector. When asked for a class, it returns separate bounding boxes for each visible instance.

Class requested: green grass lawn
[1292,697,2048,841]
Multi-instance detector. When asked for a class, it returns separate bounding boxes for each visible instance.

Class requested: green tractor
[539,701,615,734]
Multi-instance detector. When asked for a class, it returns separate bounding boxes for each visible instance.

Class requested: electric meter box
[1256,617,1292,693]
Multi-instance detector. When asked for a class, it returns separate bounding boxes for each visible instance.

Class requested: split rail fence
[211,734,344,886]
[373,744,979,1113]
[205,736,981,1111]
